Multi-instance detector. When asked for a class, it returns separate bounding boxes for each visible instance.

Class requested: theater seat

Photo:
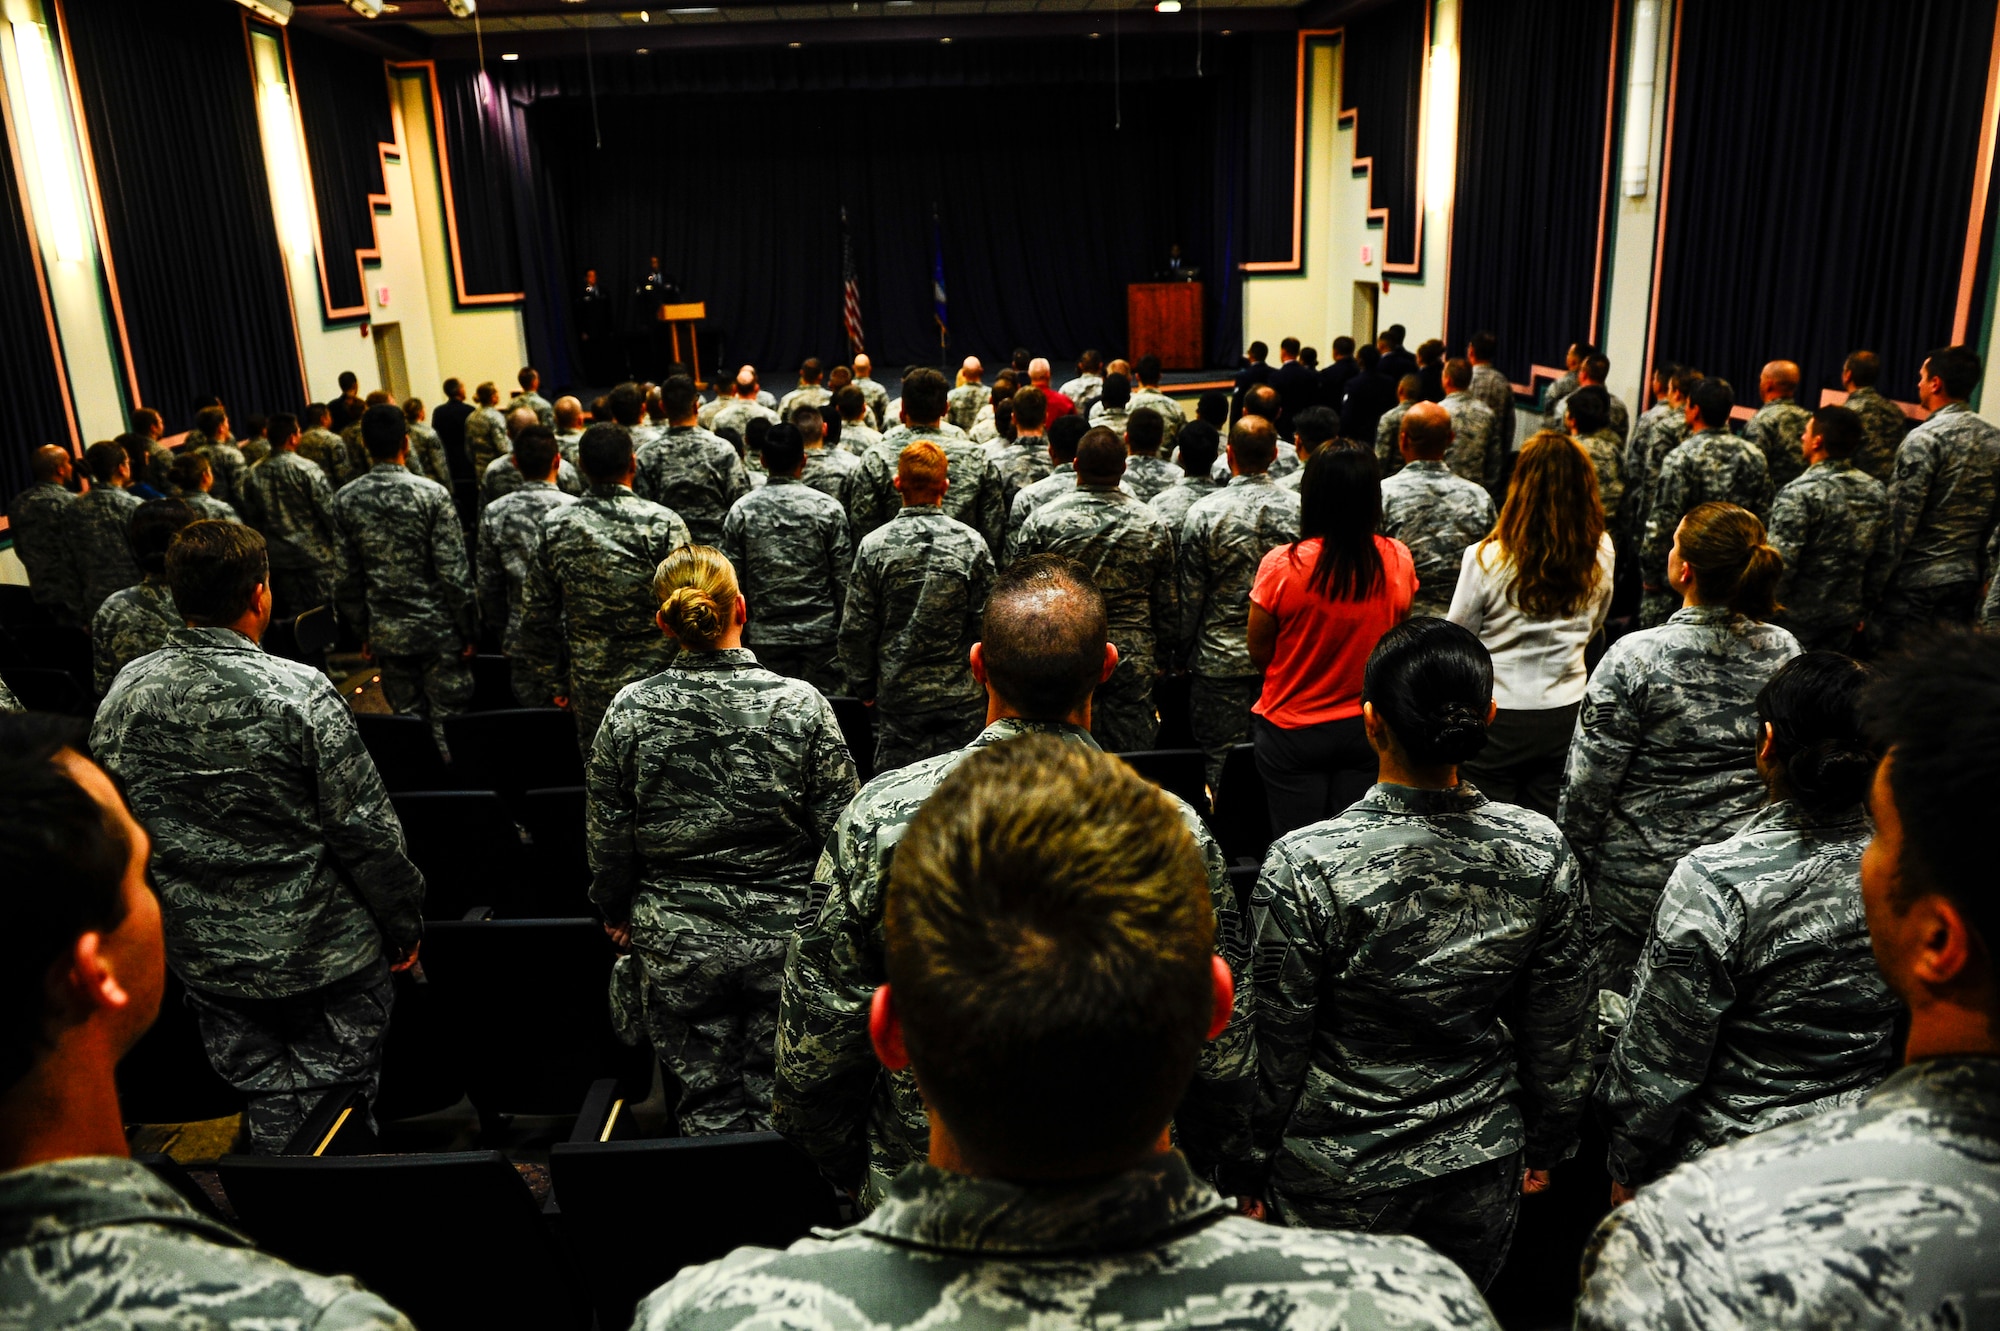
[470,654,516,712]
[133,1152,232,1224]
[827,695,874,782]
[217,1150,590,1331]
[550,1107,843,1330]
[116,970,245,1126]
[0,666,93,717]
[1211,744,1272,866]
[390,790,530,919]
[443,708,584,806]
[1119,748,1210,818]
[518,786,591,914]
[355,713,449,794]
[0,585,55,627]
[1153,672,1196,749]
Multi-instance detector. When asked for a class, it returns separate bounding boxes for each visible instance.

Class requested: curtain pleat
[0,118,71,507]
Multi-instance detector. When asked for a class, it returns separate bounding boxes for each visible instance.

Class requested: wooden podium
[655,301,706,384]
[1128,283,1203,370]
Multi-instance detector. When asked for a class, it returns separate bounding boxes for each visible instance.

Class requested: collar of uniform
[1076,482,1125,495]
[860,1154,1228,1257]
[586,483,632,500]
[1444,390,1473,404]
[1762,397,1799,410]
[0,1156,247,1251]
[1226,472,1275,488]
[518,480,561,492]
[1665,603,1742,627]
[1687,428,1733,443]
[1360,780,1487,817]
[896,503,944,517]
[1737,798,1866,837]
[369,461,408,474]
[1399,460,1449,475]
[168,625,261,652]
[765,474,801,487]
[1930,401,1970,420]
[1051,463,1075,476]
[972,717,1097,752]
[671,647,759,671]
[1804,459,1853,478]
[1866,1055,2000,1123]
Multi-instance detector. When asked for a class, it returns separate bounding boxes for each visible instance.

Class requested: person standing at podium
[578,268,610,383]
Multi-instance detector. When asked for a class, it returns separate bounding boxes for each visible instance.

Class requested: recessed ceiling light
[788,39,802,46]
[639,8,649,17]
[635,46,649,52]
[1154,0,1179,9]
[939,35,951,42]
[501,51,518,59]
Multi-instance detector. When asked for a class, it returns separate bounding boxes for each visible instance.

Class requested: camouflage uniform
[1842,384,1910,484]
[836,504,992,772]
[1253,782,1594,1289]
[337,423,373,488]
[91,626,425,1153]
[239,436,271,467]
[1088,405,1131,439]
[556,427,585,470]
[405,421,453,489]
[476,481,577,704]
[1741,397,1813,491]
[1061,373,1104,411]
[1123,454,1185,505]
[175,490,239,524]
[1870,401,2000,646]
[509,389,555,430]
[1766,458,1889,650]
[1374,400,1416,478]
[836,419,882,457]
[1012,485,1176,753]
[1442,390,1501,493]
[140,438,176,493]
[1005,464,1078,552]
[463,404,511,475]
[6,479,79,623]
[987,439,1052,508]
[1378,461,1496,618]
[1542,370,1580,428]
[852,378,889,431]
[0,675,18,712]
[720,476,852,691]
[479,453,583,510]
[1553,388,1631,447]
[1150,474,1226,548]
[192,438,249,511]
[633,1153,1498,1331]
[0,1157,415,1329]
[1578,426,1626,520]
[331,463,479,749]
[1620,402,1687,544]
[1176,475,1301,783]
[297,425,351,487]
[777,384,833,420]
[1577,1057,2000,1331]
[1129,387,1187,445]
[63,485,142,618]
[1639,430,1774,626]
[589,648,857,1133]
[1557,606,1800,991]
[634,425,752,547]
[800,445,861,510]
[89,576,179,694]
[774,718,1260,1207]
[242,450,339,618]
[945,382,990,432]
[711,398,779,451]
[1596,801,1899,1188]
[1467,363,1515,461]
[516,484,691,748]
[697,394,727,431]
[851,430,1007,557]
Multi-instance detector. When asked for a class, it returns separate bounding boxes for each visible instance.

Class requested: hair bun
[1426,701,1490,764]
[662,584,723,648]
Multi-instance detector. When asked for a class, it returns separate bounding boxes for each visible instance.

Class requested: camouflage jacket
[176,491,239,524]
[464,405,511,474]
[985,440,1052,509]
[192,439,248,510]
[1150,474,1226,546]
[1596,801,1899,1186]
[337,424,372,487]
[720,476,852,647]
[1006,464,1077,552]
[1741,398,1812,491]
[1621,403,1688,540]
[634,425,752,547]
[91,626,425,998]
[1012,485,1177,675]
[800,446,862,510]
[1557,606,1800,943]
[243,450,339,574]
[634,1154,1497,1331]
[1542,370,1581,428]
[1060,372,1103,404]
[1577,1056,2000,1331]
[1766,459,1889,634]
[509,389,555,430]
[1129,388,1187,445]
[586,648,857,939]
[1579,426,1626,520]
[330,464,477,657]
[851,430,1007,557]
[1123,455,1185,505]
[6,480,78,614]
[90,576,180,694]
[711,399,780,449]
[64,485,142,618]
[1641,430,1775,585]
[836,505,990,714]
[1877,401,2000,593]
[0,1156,414,1330]
[1175,474,1301,676]
[141,438,176,493]
[516,486,691,734]
[853,378,889,430]
[774,719,1259,1205]
[1253,782,1594,1198]
[480,454,583,510]
[777,385,833,420]
[1842,385,1910,484]
[1378,461,1496,618]
[296,426,351,487]
[945,383,990,432]
[406,421,452,489]
[1552,389,1632,447]
[556,428,585,469]
[476,482,577,650]
[0,675,16,712]
[1443,390,1501,492]
[835,420,883,457]
[1088,406,1130,439]
[1374,400,1415,478]
[1467,363,1515,456]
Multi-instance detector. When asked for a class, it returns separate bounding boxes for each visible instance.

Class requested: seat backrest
[518,786,591,914]
[549,1132,842,1329]
[443,708,584,803]
[1152,672,1197,749]
[116,969,245,1124]
[419,918,652,1118]
[1118,748,1210,818]
[390,790,528,918]
[294,604,337,656]
[0,584,56,628]
[355,712,449,794]
[1211,743,1272,866]
[0,666,92,718]
[826,696,874,783]
[373,967,467,1123]
[217,1150,588,1331]
[469,654,516,712]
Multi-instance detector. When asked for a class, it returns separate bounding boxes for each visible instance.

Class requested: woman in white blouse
[1446,430,1616,816]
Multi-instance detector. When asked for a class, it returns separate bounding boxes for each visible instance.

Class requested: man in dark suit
[1340,344,1398,443]
[1272,337,1317,433]
[1378,325,1417,384]
[432,379,475,483]
[1318,336,1359,409]
[1233,341,1271,417]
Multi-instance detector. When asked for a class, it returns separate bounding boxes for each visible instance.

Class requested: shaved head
[854,354,873,376]
[1029,358,1053,385]
[1228,416,1278,473]
[1401,401,1452,458]
[506,405,539,438]
[554,396,584,429]
[1761,360,1801,397]
[31,444,71,483]
[962,356,984,380]
[735,367,758,397]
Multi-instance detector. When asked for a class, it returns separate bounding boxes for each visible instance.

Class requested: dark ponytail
[1756,651,1878,816]
[1362,617,1494,767]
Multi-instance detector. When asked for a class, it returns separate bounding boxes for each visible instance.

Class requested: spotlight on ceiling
[232,0,294,22]
[501,52,519,60]
[1154,1,1180,10]
[345,0,383,16]
[444,0,476,15]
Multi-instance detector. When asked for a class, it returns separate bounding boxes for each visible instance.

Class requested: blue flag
[930,205,947,347]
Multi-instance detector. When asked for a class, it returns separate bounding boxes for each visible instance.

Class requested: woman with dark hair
[1248,445,1415,835]
[1449,430,1616,816]
[1253,617,1593,1290]
[1560,501,1800,993]
[1596,652,1898,1201]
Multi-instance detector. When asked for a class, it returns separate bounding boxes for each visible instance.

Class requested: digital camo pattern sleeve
[1557,653,1641,888]
[308,673,426,958]
[90,578,182,693]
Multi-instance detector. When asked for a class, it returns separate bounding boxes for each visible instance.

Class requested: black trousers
[1459,703,1580,820]
[1252,714,1376,838]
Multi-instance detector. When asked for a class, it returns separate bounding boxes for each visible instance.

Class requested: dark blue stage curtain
[290,27,393,320]
[429,33,1299,378]
[1652,0,1999,405]
[60,0,301,429]
[0,123,72,507]
[1341,0,1426,271]
[1445,0,1619,387]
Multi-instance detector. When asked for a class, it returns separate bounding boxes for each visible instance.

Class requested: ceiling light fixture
[939,35,951,42]
[1154,0,1179,10]
[501,51,518,59]
[635,46,649,52]
[443,0,475,14]
[231,0,294,22]
[344,0,383,16]
[788,40,802,46]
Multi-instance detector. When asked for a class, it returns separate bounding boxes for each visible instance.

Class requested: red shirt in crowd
[1251,535,1415,728]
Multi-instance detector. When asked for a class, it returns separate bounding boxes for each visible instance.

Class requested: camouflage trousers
[874,700,985,775]
[1271,1150,1523,1292]
[377,652,473,756]
[614,931,786,1135]
[751,640,840,694]
[186,958,394,1155]
[1090,658,1160,754]
[1190,673,1261,788]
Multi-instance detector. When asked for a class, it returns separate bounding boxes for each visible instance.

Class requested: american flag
[840,207,865,354]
